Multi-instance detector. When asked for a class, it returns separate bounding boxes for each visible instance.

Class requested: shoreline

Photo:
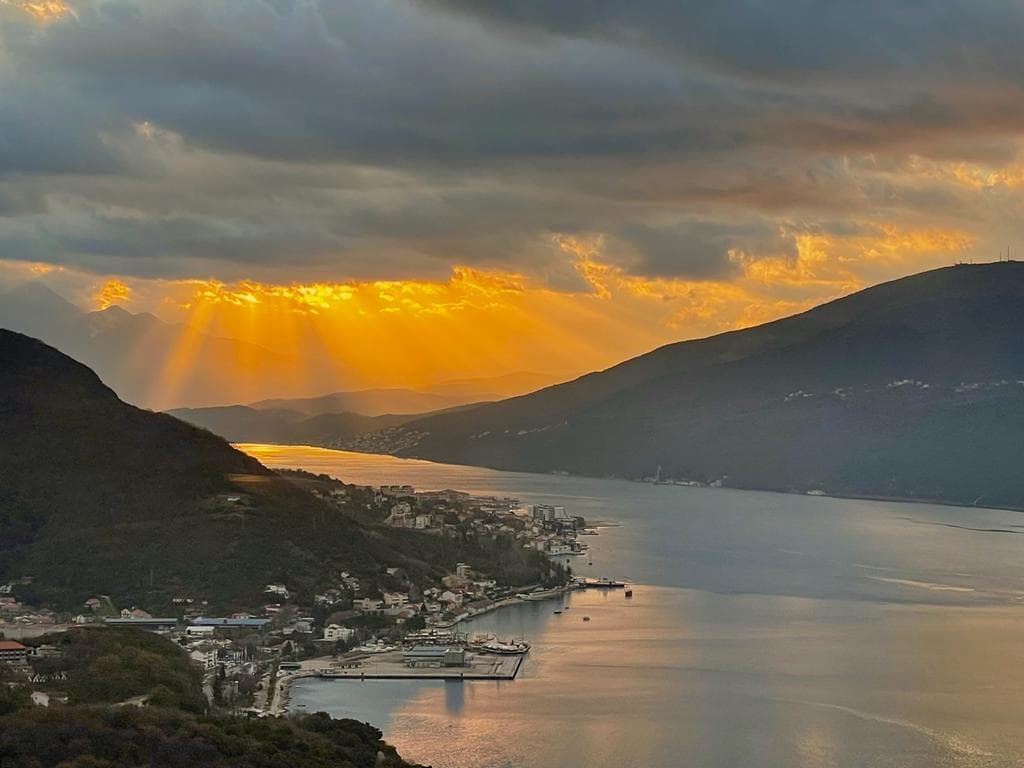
[238,442,1024,515]
[274,587,569,716]
[434,586,571,629]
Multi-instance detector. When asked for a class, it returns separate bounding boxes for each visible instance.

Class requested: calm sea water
[241,444,1024,768]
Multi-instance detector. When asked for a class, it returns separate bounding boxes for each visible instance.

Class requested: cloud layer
[1,0,1021,294]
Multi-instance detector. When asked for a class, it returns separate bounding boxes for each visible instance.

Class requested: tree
[0,683,30,715]
[403,614,426,631]
[212,664,226,707]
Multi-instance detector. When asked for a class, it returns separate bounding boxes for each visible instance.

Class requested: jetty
[282,649,524,685]
[316,652,523,681]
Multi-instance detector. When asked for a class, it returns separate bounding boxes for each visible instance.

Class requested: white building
[323,624,355,642]
[389,501,413,527]
[190,649,218,671]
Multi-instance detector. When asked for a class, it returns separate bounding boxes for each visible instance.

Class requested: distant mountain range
[248,371,556,416]
[341,263,1024,510]
[166,404,417,445]
[0,282,559,412]
[168,374,558,443]
[0,283,302,409]
[0,330,508,611]
[247,389,478,418]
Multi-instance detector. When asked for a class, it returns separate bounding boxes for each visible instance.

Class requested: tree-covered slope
[0,629,424,768]
[0,330,539,612]
[352,263,1024,508]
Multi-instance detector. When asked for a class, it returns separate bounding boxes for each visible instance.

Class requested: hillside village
[0,474,591,714]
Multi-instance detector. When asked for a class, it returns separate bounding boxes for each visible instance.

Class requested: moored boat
[466,634,531,655]
[478,640,531,655]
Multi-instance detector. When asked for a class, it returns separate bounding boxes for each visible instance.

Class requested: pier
[283,650,524,686]
[316,653,523,681]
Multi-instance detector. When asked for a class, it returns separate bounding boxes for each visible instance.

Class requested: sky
[1,0,1022,392]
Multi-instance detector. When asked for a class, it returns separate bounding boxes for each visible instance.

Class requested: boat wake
[796,701,994,759]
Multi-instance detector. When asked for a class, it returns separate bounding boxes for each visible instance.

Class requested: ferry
[467,635,531,655]
[486,639,531,655]
[574,577,627,589]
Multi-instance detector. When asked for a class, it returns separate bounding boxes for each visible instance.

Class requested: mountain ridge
[166,404,416,444]
[0,330,527,611]
[341,262,1024,509]
[0,283,301,409]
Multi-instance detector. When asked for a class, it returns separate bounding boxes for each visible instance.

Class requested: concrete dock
[320,651,523,680]
[288,650,524,682]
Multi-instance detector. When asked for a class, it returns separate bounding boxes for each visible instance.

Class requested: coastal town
[0,476,615,717]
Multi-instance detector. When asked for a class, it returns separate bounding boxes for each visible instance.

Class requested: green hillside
[0,628,423,768]
[348,263,1024,509]
[0,330,541,612]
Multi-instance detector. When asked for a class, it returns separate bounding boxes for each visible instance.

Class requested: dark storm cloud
[0,0,1020,281]
[615,219,795,279]
[422,1,1024,83]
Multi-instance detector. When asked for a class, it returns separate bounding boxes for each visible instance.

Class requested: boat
[553,609,562,615]
[517,587,564,601]
[477,640,531,655]
[574,577,626,589]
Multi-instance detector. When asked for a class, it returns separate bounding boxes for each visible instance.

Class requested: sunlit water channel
[241,444,1024,768]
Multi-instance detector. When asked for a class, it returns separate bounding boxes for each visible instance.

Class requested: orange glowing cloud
[2,0,73,22]
[134,219,973,407]
[93,278,132,310]
[0,215,976,410]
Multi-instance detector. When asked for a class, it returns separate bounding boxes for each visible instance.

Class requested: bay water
[241,444,1024,768]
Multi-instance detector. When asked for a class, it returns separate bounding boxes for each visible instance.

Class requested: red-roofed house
[0,640,28,666]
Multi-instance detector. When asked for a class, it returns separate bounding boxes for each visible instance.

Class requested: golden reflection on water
[292,586,1024,767]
